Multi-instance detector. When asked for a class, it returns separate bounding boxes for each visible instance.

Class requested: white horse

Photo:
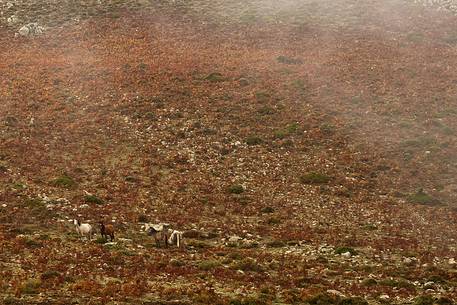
[168,230,184,248]
[74,219,93,240]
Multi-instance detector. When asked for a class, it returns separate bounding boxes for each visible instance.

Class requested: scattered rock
[228,235,242,243]
[326,289,346,298]
[7,15,18,24]
[17,23,45,37]
[341,251,352,258]
[423,281,435,289]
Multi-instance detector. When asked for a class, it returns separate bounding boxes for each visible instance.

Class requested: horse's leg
[154,234,160,248]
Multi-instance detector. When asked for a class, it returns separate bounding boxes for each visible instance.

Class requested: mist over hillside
[0,1,456,304]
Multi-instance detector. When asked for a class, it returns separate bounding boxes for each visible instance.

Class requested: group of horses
[73,219,184,248]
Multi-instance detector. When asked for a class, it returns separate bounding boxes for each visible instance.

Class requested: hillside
[0,0,457,304]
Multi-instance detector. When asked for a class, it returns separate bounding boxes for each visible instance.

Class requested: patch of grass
[266,217,281,225]
[363,224,378,231]
[407,32,424,43]
[274,129,288,139]
[277,55,303,65]
[95,237,107,244]
[292,79,306,89]
[339,297,368,305]
[300,172,331,184]
[12,182,26,190]
[361,278,377,286]
[379,278,414,289]
[305,292,339,305]
[257,106,275,115]
[51,174,76,188]
[231,258,263,272]
[205,72,225,82]
[255,91,270,102]
[84,194,104,205]
[335,247,357,256]
[137,214,149,223]
[125,176,139,183]
[413,295,434,305]
[246,136,263,146]
[400,136,437,150]
[186,240,212,249]
[274,123,299,139]
[228,184,244,194]
[436,297,454,305]
[24,237,43,248]
[407,189,441,205]
[3,296,22,305]
[20,279,41,295]
[228,252,243,260]
[41,270,61,280]
[320,123,336,135]
[261,206,274,213]
[24,198,45,208]
[230,295,268,305]
[266,240,286,248]
[198,260,221,271]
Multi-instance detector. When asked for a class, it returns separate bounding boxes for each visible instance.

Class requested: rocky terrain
[0,0,457,304]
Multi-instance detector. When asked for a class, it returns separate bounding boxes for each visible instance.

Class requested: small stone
[449,258,456,265]
[403,257,414,265]
[379,294,389,300]
[326,289,346,297]
[18,23,45,37]
[7,15,18,24]
[238,78,249,86]
[423,281,435,289]
[228,235,242,243]
[341,251,351,258]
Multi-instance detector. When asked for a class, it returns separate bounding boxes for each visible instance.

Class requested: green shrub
[378,278,414,289]
[255,91,270,102]
[266,240,286,248]
[436,297,454,305]
[246,136,263,146]
[231,258,263,272]
[137,214,149,223]
[277,56,303,65]
[229,185,244,194]
[261,206,274,213]
[198,260,221,271]
[84,195,104,205]
[41,270,61,280]
[361,278,377,286]
[408,189,441,205]
[257,106,275,115]
[300,172,331,184]
[95,237,107,244]
[266,217,280,225]
[414,295,434,305]
[339,297,368,305]
[205,72,225,82]
[51,174,76,188]
[305,292,339,305]
[20,279,41,295]
[230,295,268,305]
[320,123,336,135]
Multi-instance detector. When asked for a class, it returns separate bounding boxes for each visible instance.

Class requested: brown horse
[99,222,115,241]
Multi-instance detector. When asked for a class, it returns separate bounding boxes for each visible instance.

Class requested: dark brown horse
[99,222,115,241]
